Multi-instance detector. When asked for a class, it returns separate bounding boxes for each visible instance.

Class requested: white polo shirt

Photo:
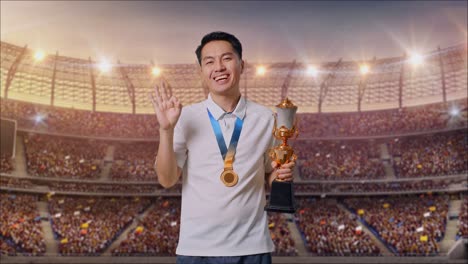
[173,94,275,256]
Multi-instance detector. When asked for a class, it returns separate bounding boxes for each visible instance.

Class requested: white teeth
[214,75,228,81]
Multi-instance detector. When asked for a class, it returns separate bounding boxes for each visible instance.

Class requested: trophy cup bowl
[265,98,298,214]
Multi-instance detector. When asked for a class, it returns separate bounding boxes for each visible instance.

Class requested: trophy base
[265,181,296,214]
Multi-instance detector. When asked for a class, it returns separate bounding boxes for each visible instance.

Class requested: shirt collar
[205,93,246,120]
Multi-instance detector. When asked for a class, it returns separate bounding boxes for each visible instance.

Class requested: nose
[214,59,226,72]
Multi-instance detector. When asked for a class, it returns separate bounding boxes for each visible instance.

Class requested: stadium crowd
[47,182,160,194]
[112,197,180,256]
[294,179,458,194]
[110,142,158,182]
[0,238,18,256]
[23,134,106,180]
[456,196,468,240]
[268,213,298,256]
[297,140,385,180]
[297,99,466,138]
[0,175,456,196]
[388,131,467,178]
[0,193,46,256]
[1,98,465,139]
[343,195,448,256]
[1,99,158,138]
[0,174,181,194]
[0,192,464,257]
[294,183,332,193]
[0,177,33,189]
[295,198,381,256]
[333,180,451,193]
[49,196,151,255]
[0,155,14,173]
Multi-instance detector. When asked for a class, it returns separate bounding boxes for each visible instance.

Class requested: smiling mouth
[214,74,229,82]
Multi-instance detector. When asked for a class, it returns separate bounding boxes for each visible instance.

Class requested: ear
[240,60,245,74]
[196,60,205,86]
[196,60,202,74]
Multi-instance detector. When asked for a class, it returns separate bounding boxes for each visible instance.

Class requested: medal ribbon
[207,109,244,170]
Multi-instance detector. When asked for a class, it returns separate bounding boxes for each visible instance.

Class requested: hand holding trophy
[265,98,298,214]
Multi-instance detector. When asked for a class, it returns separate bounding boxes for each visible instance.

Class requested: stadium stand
[0,154,14,173]
[111,197,180,256]
[49,196,151,255]
[110,142,159,182]
[388,130,467,178]
[0,193,46,256]
[343,195,449,256]
[295,197,381,256]
[23,134,106,180]
[0,40,466,263]
[456,197,468,240]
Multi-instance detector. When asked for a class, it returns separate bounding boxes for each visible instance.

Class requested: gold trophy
[265,98,298,214]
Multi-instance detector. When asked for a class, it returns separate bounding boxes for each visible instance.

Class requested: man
[151,31,294,264]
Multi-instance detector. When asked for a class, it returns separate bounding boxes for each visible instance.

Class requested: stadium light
[256,66,266,76]
[409,53,423,66]
[151,67,161,76]
[359,64,370,75]
[98,60,112,73]
[307,65,318,77]
[449,107,460,117]
[34,114,44,124]
[34,51,45,61]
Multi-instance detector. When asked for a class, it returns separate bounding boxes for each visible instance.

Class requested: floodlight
[256,66,266,76]
[359,64,370,75]
[449,107,460,117]
[307,65,318,77]
[151,67,161,76]
[98,60,112,73]
[409,53,423,66]
[34,51,45,61]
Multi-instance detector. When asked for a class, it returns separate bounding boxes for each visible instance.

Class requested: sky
[1,1,466,65]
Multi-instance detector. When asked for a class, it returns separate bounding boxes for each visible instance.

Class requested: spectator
[343,195,448,256]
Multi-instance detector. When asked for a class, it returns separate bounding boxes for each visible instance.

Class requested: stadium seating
[0,193,46,256]
[343,195,448,256]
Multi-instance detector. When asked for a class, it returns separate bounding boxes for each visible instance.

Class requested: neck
[211,92,241,112]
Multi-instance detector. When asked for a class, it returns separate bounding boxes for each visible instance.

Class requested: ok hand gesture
[149,81,182,131]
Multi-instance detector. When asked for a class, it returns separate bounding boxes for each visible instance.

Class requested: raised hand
[149,80,182,131]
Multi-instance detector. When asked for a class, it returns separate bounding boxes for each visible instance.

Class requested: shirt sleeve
[263,124,279,174]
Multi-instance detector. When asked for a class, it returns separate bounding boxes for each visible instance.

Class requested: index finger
[281,161,295,168]
[161,81,170,101]
[151,85,163,106]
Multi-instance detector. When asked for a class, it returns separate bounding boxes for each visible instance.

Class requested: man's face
[200,40,244,96]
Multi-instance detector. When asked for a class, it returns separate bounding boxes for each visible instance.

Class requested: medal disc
[221,170,238,187]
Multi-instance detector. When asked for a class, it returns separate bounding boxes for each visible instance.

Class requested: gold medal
[220,169,238,187]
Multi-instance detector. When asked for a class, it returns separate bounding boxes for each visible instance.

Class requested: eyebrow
[202,52,235,62]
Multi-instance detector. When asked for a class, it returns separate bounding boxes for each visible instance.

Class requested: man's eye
[205,61,213,65]
[223,57,232,61]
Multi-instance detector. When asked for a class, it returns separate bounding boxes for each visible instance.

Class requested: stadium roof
[1,41,467,114]
[1,1,466,64]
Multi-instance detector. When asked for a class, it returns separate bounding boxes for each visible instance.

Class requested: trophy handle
[292,116,299,140]
[269,148,277,165]
[291,153,297,162]
[272,113,277,135]
[272,114,282,140]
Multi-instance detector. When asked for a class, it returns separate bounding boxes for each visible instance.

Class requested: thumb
[271,160,279,169]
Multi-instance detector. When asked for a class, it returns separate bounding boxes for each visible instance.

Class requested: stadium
[1,1,467,264]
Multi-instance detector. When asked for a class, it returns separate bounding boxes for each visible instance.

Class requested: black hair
[195,31,242,65]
